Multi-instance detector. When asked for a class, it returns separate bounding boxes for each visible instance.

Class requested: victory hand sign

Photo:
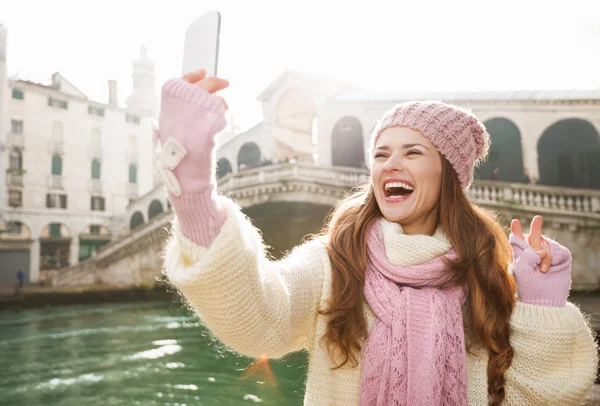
[509,216,572,307]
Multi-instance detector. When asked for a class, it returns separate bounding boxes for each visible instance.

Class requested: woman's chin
[379,209,412,224]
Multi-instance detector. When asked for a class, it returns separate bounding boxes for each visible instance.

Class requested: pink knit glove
[156,77,227,247]
[509,234,572,307]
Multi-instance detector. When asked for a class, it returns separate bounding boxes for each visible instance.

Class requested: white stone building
[0,25,158,287]
[215,70,600,192]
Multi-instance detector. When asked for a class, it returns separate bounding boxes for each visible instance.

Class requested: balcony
[7,172,24,186]
[88,179,102,194]
[47,175,63,189]
[89,146,102,159]
[127,182,139,199]
[7,132,24,149]
[8,195,22,207]
[48,140,64,155]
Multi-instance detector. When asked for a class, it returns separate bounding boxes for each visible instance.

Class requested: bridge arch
[477,118,525,182]
[130,211,144,230]
[238,142,261,170]
[217,158,233,179]
[538,118,600,189]
[148,199,164,220]
[331,116,365,168]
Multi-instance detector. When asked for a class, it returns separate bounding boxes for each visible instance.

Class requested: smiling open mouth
[384,182,415,198]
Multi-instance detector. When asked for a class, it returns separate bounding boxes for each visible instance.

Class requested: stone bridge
[46,163,600,292]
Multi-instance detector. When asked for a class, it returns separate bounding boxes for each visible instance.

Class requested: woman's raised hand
[509,215,572,307]
[156,69,230,197]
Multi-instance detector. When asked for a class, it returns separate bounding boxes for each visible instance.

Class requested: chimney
[108,80,118,106]
[51,72,61,89]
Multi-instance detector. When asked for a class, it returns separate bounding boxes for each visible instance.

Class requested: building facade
[214,71,600,194]
[0,30,158,287]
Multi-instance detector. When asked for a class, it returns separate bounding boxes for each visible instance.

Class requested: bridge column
[520,129,540,181]
[69,236,79,267]
[30,238,40,283]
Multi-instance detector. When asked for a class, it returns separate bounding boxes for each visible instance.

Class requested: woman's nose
[383,155,404,173]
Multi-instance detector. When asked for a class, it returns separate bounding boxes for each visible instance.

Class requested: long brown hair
[317,158,516,405]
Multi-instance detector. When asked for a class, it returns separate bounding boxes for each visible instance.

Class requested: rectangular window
[48,97,68,109]
[88,106,105,117]
[46,193,67,209]
[49,223,61,237]
[125,114,140,124]
[11,119,23,134]
[90,225,100,234]
[12,89,24,100]
[51,155,63,175]
[91,196,105,211]
[129,165,137,183]
[8,190,22,207]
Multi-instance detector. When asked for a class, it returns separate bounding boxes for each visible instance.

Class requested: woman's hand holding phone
[155,69,230,246]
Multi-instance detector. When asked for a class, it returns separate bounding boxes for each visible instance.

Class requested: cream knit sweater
[164,196,598,405]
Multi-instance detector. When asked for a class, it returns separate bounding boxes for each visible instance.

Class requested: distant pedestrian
[491,167,500,181]
[522,169,531,184]
[17,269,25,288]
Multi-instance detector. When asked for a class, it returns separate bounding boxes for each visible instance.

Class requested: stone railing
[7,172,23,186]
[88,179,102,193]
[89,146,102,159]
[218,163,370,192]
[51,210,173,286]
[49,140,64,155]
[47,175,63,189]
[468,180,600,217]
[7,132,24,149]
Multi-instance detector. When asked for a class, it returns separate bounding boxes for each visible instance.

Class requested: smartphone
[182,11,221,77]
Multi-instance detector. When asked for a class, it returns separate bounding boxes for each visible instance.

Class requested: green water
[0,300,308,405]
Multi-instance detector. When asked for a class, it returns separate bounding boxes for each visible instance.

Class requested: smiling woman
[158,73,598,406]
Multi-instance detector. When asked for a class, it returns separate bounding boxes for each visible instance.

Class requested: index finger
[528,215,544,250]
[183,69,206,83]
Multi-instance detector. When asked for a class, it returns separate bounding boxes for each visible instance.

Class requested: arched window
[331,116,365,168]
[91,159,101,179]
[130,211,144,230]
[10,150,22,170]
[129,165,137,183]
[51,155,62,175]
[148,199,164,219]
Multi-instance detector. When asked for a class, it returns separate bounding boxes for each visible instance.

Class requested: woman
[158,70,598,405]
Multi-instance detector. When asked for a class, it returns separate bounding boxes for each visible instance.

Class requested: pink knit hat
[369,100,490,189]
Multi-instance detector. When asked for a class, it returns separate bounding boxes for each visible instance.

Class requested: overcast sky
[3,0,600,130]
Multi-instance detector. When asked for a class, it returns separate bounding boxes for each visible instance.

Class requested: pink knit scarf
[360,222,468,405]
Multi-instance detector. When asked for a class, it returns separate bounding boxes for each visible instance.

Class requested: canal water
[0,300,308,405]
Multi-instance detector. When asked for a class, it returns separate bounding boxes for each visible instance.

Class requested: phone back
[182,11,221,77]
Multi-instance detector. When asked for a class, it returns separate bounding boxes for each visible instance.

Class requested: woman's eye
[407,150,422,156]
[374,154,386,159]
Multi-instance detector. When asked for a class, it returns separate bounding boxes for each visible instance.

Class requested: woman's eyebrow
[375,143,430,151]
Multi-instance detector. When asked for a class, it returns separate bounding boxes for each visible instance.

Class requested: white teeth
[384,182,414,191]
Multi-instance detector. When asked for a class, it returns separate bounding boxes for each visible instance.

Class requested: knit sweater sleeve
[504,301,598,404]
[163,196,328,359]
